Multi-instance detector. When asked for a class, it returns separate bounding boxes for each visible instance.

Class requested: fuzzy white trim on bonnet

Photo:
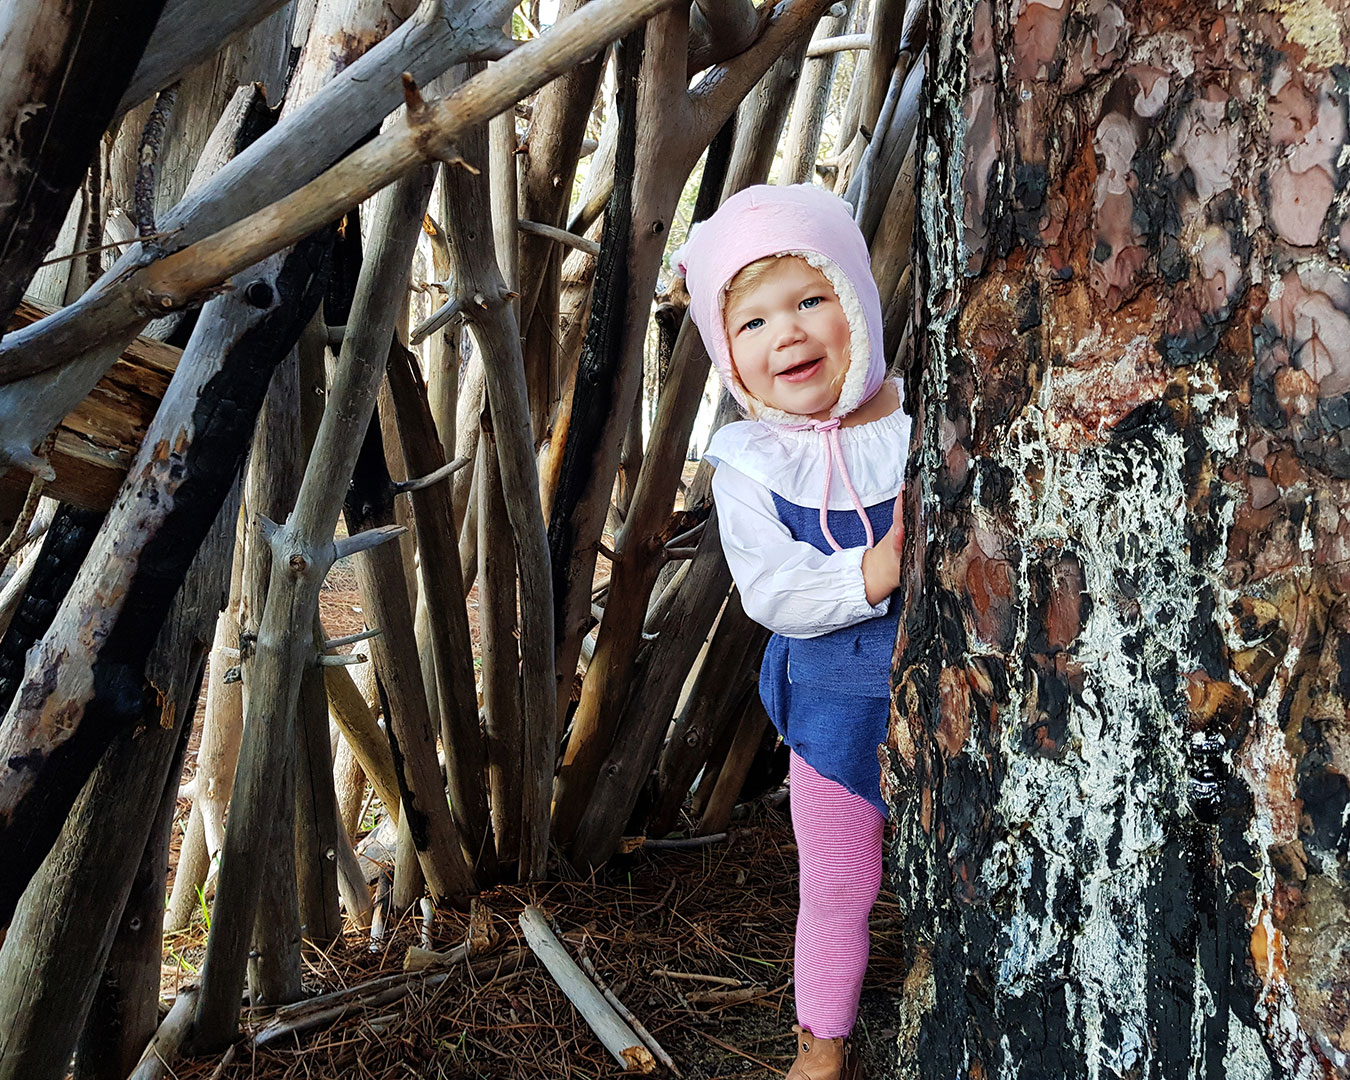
[674,184,893,551]
[671,183,887,428]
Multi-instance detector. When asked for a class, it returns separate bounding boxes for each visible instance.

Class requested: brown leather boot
[785,1024,860,1080]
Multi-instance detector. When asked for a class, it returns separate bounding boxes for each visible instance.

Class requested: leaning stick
[128,986,197,1080]
[519,906,656,1074]
[0,0,683,390]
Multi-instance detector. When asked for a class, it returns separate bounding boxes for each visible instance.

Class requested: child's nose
[774,318,807,349]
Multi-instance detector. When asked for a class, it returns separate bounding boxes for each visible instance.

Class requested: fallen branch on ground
[520,906,655,1074]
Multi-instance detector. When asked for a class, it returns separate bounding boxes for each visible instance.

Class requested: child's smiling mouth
[776,357,824,382]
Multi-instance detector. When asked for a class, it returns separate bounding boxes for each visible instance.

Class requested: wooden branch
[519,907,656,1074]
[127,986,196,1080]
[316,653,367,666]
[116,0,291,117]
[806,32,870,55]
[250,946,527,1050]
[410,293,466,345]
[385,344,495,881]
[322,628,383,650]
[332,524,408,560]
[323,665,401,825]
[390,454,471,493]
[782,4,855,185]
[441,115,557,879]
[697,696,771,834]
[578,952,681,1077]
[187,167,450,1053]
[0,0,677,409]
[517,218,602,256]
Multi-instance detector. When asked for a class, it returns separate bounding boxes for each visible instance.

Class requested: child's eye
[740,317,764,332]
[800,296,823,310]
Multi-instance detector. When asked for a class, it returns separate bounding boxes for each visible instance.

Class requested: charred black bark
[0,0,169,331]
[0,229,332,929]
[0,506,103,713]
[545,28,641,643]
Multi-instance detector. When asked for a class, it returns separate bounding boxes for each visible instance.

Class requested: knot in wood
[288,553,309,574]
[244,280,274,308]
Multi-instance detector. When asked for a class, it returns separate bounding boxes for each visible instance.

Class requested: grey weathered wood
[116,0,294,117]
[386,344,496,878]
[477,421,523,863]
[237,332,306,1006]
[0,232,330,931]
[0,492,233,1080]
[0,0,654,455]
[0,0,521,467]
[0,0,168,334]
[440,122,557,878]
[780,2,854,184]
[186,165,441,1053]
[519,907,655,1073]
[340,354,473,910]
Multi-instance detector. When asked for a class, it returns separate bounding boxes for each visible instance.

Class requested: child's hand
[861,488,905,606]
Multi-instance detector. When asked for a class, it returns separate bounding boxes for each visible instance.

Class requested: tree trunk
[884,1,1350,1076]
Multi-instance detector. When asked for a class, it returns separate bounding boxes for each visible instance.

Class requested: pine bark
[885,1,1350,1076]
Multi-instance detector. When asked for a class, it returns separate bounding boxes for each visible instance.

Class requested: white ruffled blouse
[705,382,911,640]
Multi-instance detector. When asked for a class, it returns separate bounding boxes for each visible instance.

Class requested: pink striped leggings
[788,751,884,1039]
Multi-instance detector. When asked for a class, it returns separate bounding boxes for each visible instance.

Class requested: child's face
[723,257,851,421]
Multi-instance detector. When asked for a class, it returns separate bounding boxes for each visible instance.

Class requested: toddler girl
[675,184,909,1080]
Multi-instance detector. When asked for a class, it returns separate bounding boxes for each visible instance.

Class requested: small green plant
[195,884,212,931]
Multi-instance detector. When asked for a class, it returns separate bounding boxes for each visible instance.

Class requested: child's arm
[860,493,904,606]
[713,464,894,639]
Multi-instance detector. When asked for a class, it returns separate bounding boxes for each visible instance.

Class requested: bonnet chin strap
[808,418,874,553]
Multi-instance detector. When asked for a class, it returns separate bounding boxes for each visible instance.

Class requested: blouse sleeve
[711,463,890,639]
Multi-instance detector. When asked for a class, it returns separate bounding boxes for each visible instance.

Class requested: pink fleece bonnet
[672,183,886,428]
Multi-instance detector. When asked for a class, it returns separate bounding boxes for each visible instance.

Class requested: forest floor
[162,797,905,1080]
